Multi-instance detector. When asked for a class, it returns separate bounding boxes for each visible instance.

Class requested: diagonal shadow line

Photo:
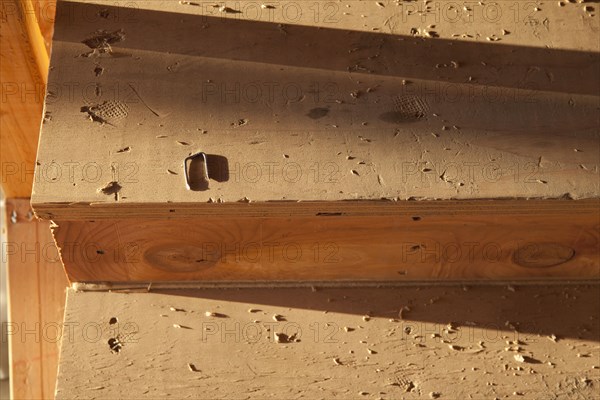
[151,284,600,342]
[53,1,600,96]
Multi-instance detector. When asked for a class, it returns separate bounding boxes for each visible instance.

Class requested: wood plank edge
[32,198,600,220]
[71,279,600,292]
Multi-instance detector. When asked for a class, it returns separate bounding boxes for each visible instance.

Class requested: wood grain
[0,0,52,198]
[55,285,600,399]
[51,199,600,282]
[4,198,69,399]
[31,0,600,218]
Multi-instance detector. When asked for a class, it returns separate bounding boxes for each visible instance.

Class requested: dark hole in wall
[186,154,229,191]
[206,154,229,183]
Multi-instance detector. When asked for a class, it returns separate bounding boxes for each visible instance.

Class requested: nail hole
[109,317,118,325]
[108,338,122,353]
[412,216,421,221]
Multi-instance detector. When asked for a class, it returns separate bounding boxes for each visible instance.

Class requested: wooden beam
[4,198,68,399]
[50,199,600,282]
[55,284,600,399]
[0,0,54,198]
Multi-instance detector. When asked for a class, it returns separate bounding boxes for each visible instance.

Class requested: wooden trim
[4,198,68,400]
[19,0,51,84]
[51,200,600,282]
[32,198,600,220]
[70,279,600,292]
[0,0,52,198]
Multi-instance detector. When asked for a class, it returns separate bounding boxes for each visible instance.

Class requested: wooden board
[31,0,600,219]
[50,199,600,282]
[0,0,53,198]
[4,198,69,399]
[55,284,600,399]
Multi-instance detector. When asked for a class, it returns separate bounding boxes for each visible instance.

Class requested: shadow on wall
[53,2,600,96]
[46,1,600,169]
[156,284,600,343]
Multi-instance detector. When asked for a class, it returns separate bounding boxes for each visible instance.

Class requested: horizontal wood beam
[51,199,600,282]
[34,198,600,220]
